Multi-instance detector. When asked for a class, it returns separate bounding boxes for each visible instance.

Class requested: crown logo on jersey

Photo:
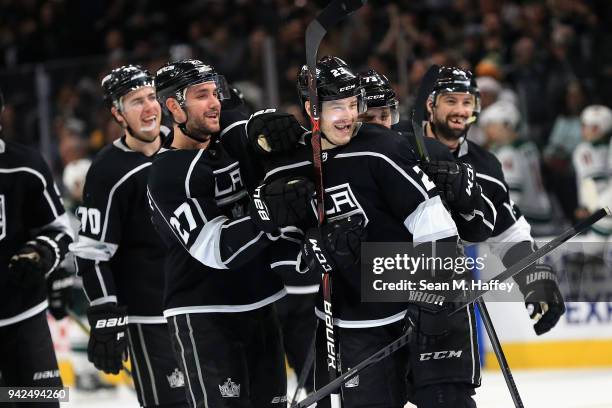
[167,368,185,388]
[344,373,359,388]
[219,378,240,397]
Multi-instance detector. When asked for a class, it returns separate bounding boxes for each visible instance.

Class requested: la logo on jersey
[324,183,368,225]
[214,162,247,206]
[0,194,5,240]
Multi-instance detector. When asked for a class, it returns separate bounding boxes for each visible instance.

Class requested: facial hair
[184,108,220,139]
[432,113,466,141]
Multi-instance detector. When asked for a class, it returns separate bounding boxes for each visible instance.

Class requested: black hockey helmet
[155,59,230,112]
[430,66,481,117]
[297,56,366,112]
[359,69,400,124]
[221,84,244,111]
[101,65,155,110]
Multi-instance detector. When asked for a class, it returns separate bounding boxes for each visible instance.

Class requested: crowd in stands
[1,0,611,226]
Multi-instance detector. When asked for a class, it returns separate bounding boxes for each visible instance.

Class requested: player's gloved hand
[7,239,58,288]
[421,160,479,212]
[47,267,74,320]
[249,176,315,233]
[86,303,129,375]
[515,263,565,335]
[403,300,454,346]
[247,110,305,155]
[301,215,367,274]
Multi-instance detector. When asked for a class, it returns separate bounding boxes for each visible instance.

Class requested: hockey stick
[410,64,524,406]
[410,64,439,163]
[66,308,133,378]
[476,299,524,408]
[306,0,366,222]
[295,207,610,408]
[304,1,366,406]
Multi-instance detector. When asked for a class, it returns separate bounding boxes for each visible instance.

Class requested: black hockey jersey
[147,139,286,317]
[0,139,73,325]
[454,140,534,259]
[263,123,459,326]
[395,124,496,242]
[71,137,166,323]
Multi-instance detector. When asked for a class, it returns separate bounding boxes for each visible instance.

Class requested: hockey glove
[515,263,565,335]
[86,303,129,375]
[247,110,304,155]
[301,215,367,274]
[421,160,480,213]
[8,238,58,288]
[249,176,315,234]
[47,267,74,320]
[403,301,454,346]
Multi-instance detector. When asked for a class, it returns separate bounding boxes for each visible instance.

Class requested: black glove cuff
[302,228,337,274]
[87,303,128,333]
[248,185,280,234]
[32,236,61,276]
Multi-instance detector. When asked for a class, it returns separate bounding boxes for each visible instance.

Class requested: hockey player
[479,100,556,236]
[359,66,564,407]
[148,59,315,408]
[246,56,462,408]
[0,87,74,406]
[69,65,186,407]
[419,68,566,391]
[572,104,612,237]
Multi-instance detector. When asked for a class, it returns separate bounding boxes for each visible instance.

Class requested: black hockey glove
[247,110,304,155]
[8,238,58,288]
[403,301,454,346]
[301,215,367,274]
[249,176,315,234]
[86,303,129,375]
[47,267,74,320]
[515,263,565,336]
[421,160,480,213]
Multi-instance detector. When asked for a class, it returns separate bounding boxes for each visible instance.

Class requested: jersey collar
[113,136,133,152]
[456,138,469,158]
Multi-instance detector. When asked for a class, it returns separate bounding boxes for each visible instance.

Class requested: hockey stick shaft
[290,331,317,407]
[296,207,610,407]
[305,2,366,406]
[411,64,439,163]
[476,299,524,408]
[66,308,133,378]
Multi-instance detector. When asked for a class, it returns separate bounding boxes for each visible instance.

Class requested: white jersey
[572,139,612,236]
[493,140,553,233]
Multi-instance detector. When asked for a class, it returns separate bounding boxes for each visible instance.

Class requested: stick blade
[305,0,367,67]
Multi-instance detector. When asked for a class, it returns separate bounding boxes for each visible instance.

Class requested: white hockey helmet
[580,105,612,136]
[479,100,521,130]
